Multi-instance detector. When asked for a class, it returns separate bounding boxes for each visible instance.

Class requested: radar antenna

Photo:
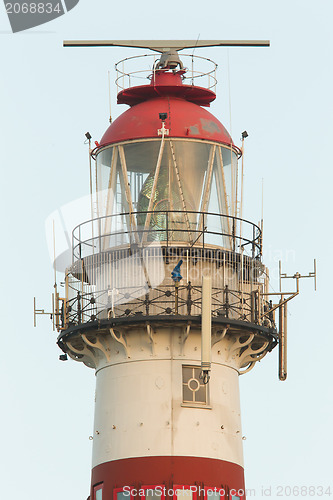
[63,39,270,52]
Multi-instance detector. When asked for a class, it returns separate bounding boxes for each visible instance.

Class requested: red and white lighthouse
[56,40,279,500]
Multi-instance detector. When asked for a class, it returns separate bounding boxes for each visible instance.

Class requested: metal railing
[61,238,273,332]
[56,211,272,332]
[64,282,275,329]
[114,53,218,94]
[72,210,262,262]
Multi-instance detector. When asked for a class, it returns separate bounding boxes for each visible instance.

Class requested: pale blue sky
[0,1,332,499]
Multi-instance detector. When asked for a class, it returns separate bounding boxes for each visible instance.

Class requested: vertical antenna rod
[239,131,248,243]
[108,71,112,124]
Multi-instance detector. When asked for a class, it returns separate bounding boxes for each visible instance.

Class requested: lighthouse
[55,40,279,500]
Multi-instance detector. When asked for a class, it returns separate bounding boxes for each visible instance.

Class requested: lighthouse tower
[57,41,277,500]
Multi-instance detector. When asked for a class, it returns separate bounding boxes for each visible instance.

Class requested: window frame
[93,483,104,500]
[173,485,198,500]
[204,487,226,500]
[229,494,243,500]
[139,485,166,500]
[181,365,211,408]
[113,486,135,500]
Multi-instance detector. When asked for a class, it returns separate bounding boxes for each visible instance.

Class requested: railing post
[79,225,81,259]
[224,284,229,318]
[186,281,192,315]
[166,211,169,264]
[202,212,205,250]
[98,217,102,253]
[145,287,150,316]
[251,290,259,324]
[72,231,74,264]
[253,290,259,324]
[175,281,179,314]
[232,218,236,252]
[77,292,81,324]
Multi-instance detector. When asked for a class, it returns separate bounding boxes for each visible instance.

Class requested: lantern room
[96,136,239,249]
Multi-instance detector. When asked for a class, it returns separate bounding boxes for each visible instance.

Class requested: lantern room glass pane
[220,147,238,218]
[96,140,238,248]
[170,140,212,212]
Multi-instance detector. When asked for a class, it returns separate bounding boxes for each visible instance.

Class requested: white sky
[0,1,332,499]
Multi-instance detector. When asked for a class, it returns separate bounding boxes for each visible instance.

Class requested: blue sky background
[0,1,332,499]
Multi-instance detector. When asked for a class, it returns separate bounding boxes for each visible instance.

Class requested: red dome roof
[100,96,233,147]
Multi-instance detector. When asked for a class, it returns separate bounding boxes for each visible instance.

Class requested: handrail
[114,53,218,93]
[71,210,262,262]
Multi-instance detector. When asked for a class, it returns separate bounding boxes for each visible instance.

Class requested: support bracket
[110,328,130,358]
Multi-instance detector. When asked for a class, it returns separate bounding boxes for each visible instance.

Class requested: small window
[230,492,244,500]
[140,486,165,500]
[117,492,130,500]
[173,486,197,500]
[114,487,134,500]
[182,366,208,405]
[205,487,225,500]
[93,484,103,500]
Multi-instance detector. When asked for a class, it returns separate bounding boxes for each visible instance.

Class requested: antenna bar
[63,39,270,53]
